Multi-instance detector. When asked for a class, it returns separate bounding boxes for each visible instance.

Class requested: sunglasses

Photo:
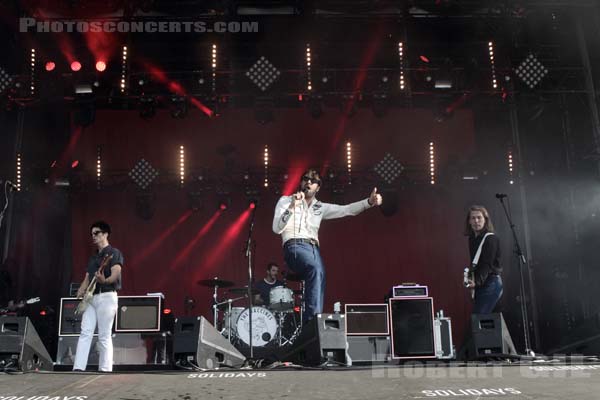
[301,176,321,185]
[91,230,104,236]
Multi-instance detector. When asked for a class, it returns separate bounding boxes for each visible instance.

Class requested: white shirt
[272,195,373,245]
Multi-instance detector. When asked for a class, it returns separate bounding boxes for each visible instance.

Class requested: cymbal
[197,278,235,288]
[228,287,259,295]
[284,272,304,282]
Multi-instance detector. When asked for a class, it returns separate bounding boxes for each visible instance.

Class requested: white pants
[73,291,118,372]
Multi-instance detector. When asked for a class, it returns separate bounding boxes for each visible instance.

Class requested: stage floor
[2,361,600,400]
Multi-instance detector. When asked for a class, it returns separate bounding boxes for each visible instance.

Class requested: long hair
[464,205,495,236]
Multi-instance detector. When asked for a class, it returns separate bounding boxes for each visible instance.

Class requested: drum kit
[197,273,305,349]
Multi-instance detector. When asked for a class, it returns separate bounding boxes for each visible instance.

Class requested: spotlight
[45,61,56,72]
[95,61,106,72]
[70,61,82,72]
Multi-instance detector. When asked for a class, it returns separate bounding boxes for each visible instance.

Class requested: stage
[2,361,600,400]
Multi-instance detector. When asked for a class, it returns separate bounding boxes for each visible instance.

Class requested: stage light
[170,96,188,119]
[219,202,228,211]
[420,55,430,63]
[70,61,81,72]
[263,145,269,188]
[398,42,405,90]
[508,150,514,185]
[30,49,36,96]
[306,44,312,92]
[95,60,106,72]
[179,145,185,187]
[16,153,21,191]
[44,61,55,72]
[71,160,79,169]
[249,201,256,210]
[139,96,156,119]
[429,142,435,185]
[39,310,47,316]
[488,41,497,89]
[346,141,352,182]
[120,45,128,93]
[163,308,172,315]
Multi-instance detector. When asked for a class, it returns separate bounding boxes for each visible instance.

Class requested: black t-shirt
[254,279,284,305]
[468,231,501,287]
[86,245,124,291]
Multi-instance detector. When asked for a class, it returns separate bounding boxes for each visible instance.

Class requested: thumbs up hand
[368,187,383,206]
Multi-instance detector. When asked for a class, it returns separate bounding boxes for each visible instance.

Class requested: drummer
[254,262,284,307]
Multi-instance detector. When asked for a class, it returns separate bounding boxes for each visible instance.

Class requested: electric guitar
[0,297,40,314]
[463,266,475,300]
[75,254,113,315]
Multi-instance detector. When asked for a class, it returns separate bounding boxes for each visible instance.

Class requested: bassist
[73,221,123,372]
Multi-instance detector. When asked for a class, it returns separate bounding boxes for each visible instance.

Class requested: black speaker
[59,298,98,336]
[471,313,517,358]
[0,316,53,371]
[173,316,245,369]
[347,336,391,364]
[282,313,347,366]
[389,297,436,359]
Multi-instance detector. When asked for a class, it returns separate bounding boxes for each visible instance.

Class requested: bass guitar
[75,254,113,315]
[463,266,475,300]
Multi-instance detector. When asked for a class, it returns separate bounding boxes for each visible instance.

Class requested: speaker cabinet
[471,313,517,358]
[347,336,391,364]
[282,313,347,366]
[0,316,53,371]
[173,316,245,369]
[59,298,98,336]
[56,332,171,366]
[389,297,436,359]
[116,296,162,332]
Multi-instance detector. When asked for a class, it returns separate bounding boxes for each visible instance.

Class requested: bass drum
[235,307,277,347]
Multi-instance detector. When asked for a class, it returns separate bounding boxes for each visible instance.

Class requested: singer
[272,169,382,323]
[465,205,503,314]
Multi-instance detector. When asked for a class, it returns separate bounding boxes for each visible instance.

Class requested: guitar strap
[471,232,494,269]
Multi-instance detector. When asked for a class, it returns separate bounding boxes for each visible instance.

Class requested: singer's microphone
[302,187,310,194]
[495,193,507,199]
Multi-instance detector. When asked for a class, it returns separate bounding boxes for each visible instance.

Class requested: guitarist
[465,206,503,314]
[73,221,123,372]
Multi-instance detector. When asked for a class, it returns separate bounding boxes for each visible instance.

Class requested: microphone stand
[244,205,257,362]
[497,195,535,357]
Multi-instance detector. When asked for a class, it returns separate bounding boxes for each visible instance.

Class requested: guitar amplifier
[59,298,99,336]
[345,304,389,336]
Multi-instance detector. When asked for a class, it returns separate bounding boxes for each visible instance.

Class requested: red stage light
[249,202,256,210]
[219,203,228,211]
[163,308,172,315]
[419,55,430,63]
[40,310,47,316]
[45,61,56,72]
[71,61,82,72]
[293,306,300,313]
[71,160,79,168]
[95,61,106,72]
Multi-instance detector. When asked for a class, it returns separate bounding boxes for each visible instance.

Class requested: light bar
[96,146,102,189]
[211,44,217,93]
[306,44,312,92]
[30,49,36,96]
[508,150,514,185]
[263,145,269,188]
[16,153,22,191]
[429,142,435,185]
[120,45,128,93]
[346,141,352,182]
[398,42,405,90]
[489,41,497,89]
[179,145,185,187]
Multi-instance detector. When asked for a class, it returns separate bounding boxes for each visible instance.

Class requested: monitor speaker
[471,313,517,358]
[389,297,436,359]
[173,316,245,369]
[0,316,53,371]
[281,313,347,366]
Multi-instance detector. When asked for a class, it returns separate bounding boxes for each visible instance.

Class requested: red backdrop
[70,106,476,342]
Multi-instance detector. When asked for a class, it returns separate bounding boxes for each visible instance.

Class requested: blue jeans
[283,241,325,322]
[473,275,503,314]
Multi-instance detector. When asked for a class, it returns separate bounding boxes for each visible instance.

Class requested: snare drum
[222,307,244,337]
[235,307,277,347]
[269,287,294,311]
